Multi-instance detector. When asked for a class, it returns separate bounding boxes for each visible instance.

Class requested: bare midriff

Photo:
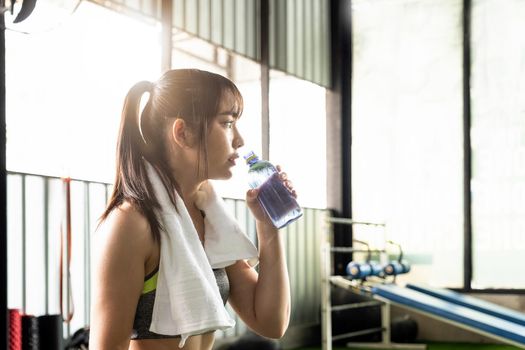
[129,332,215,350]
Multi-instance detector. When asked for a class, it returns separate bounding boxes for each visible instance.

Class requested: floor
[293,343,522,350]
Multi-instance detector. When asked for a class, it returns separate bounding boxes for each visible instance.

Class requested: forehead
[217,89,240,114]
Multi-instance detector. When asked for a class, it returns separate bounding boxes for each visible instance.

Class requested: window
[470,0,525,289]
[269,71,327,209]
[6,1,160,183]
[351,0,464,287]
[6,0,160,333]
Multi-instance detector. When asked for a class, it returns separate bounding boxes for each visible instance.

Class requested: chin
[221,172,233,180]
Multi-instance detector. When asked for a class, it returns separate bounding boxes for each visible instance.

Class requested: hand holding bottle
[246,165,297,225]
[244,152,302,229]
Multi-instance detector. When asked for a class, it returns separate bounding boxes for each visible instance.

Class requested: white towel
[145,162,259,348]
[196,181,259,269]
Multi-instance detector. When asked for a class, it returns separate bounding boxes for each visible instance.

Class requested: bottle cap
[243,151,259,165]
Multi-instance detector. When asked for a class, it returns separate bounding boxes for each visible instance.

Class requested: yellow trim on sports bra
[142,270,158,294]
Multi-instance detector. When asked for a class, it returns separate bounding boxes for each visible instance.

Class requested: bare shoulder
[94,202,154,263]
[90,202,154,349]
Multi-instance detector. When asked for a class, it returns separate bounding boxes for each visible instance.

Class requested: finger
[246,188,259,200]
[276,164,282,172]
[291,189,297,198]
[279,172,288,181]
[284,179,293,190]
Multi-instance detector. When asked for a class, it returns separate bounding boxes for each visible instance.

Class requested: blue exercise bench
[406,283,525,327]
[372,284,525,349]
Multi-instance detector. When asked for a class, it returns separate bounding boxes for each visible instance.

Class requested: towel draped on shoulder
[144,161,259,348]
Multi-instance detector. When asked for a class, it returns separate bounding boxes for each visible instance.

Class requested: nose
[233,127,244,149]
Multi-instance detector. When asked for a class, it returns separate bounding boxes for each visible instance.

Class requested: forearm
[253,221,291,337]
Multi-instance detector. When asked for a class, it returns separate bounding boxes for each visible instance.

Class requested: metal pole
[462,0,473,292]
[381,302,390,345]
[21,176,26,312]
[0,0,8,346]
[321,222,332,350]
[44,178,49,315]
[260,0,270,160]
[84,182,90,326]
[327,0,354,275]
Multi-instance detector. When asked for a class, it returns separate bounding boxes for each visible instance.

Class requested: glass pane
[7,175,23,310]
[47,178,64,315]
[351,0,464,287]
[269,71,327,209]
[6,1,161,183]
[471,0,525,289]
[6,1,161,334]
[70,181,87,332]
[24,176,46,316]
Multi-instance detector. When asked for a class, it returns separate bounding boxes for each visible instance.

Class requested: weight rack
[320,217,426,350]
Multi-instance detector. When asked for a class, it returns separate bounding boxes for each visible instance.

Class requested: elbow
[252,304,290,339]
[264,327,287,339]
[258,321,289,339]
[266,307,290,339]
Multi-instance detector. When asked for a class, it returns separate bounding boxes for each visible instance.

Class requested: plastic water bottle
[244,151,303,228]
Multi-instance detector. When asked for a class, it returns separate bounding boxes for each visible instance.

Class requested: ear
[171,118,194,148]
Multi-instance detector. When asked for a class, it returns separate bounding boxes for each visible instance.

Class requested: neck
[178,176,204,205]
[169,161,205,205]
[166,142,208,205]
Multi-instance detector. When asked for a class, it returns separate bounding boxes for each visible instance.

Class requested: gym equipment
[383,261,411,276]
[390,314,418,343]
[322,217,525,350]
[37,315,63,350]
[344,239,411,281]
[345,239,385,280]
[64,326,90,350]
[346,261,384,279]
[383,241,410,276]
[9,309,22,350]
[406,284,525,327]
[21,315,39,350]
[322,218,426,350]
[373,284,525,348]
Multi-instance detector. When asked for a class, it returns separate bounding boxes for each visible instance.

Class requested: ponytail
[100,81,162,242]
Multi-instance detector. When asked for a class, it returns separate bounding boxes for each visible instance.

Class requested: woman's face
[204,91,244,180]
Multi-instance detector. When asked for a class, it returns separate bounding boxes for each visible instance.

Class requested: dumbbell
[383,261,411,276]
[346,261,384,279]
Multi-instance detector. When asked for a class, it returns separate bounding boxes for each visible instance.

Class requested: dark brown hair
[100,69,243,241]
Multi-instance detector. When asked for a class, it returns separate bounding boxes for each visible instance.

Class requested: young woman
[90,69,293,350]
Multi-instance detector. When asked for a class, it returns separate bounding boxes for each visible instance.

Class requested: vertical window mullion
[462,0,473,292]
[261,0,270,160]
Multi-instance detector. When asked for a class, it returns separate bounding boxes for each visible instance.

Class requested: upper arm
[225,260,258,328]
[89,205,153,350]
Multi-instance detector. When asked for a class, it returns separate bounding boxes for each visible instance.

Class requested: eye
[223,121,235,129]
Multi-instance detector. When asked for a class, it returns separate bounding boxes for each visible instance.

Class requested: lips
[228,154,239,165]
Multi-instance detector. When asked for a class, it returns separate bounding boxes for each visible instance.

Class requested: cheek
[209,129,232,149]
[205,135,225,159]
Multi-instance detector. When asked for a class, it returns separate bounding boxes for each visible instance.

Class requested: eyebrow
[217,109,240,118]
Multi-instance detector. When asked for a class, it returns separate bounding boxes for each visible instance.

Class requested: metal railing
[6,171,327,342]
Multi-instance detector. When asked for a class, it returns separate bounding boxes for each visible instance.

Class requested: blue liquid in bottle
[244,151,303,228]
